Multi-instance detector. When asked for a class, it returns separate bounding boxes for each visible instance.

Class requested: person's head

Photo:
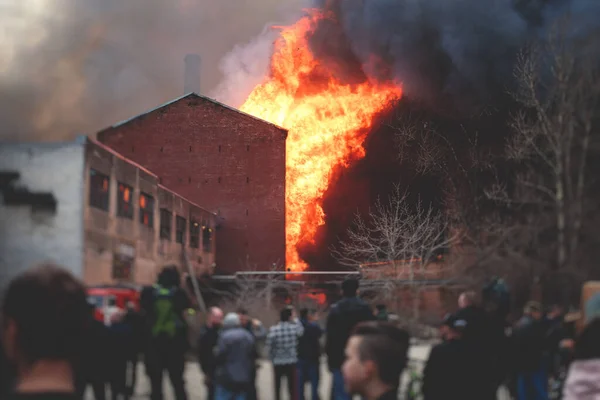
[208,307,224,328]
[524,301,542,320]
[574,318,600,361]
[280,307,293,322]
[1,264,89,373]
[222,312,241,329]
[375,304,386,312]
[237,308,249,326]
[547,304,563,319]
[443,315,467,340]
[342,321,409,397]
[107,297,117,307]
[300,308,309,321]
[157,265,180,288]
[458,291,476,309]
[126,301,135,311]
[342,278,359,298]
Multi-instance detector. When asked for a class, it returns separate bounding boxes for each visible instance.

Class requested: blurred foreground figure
[342,321,409,400]
[562,318,600,400]
[1,264,89,400]
[140,266,190,400]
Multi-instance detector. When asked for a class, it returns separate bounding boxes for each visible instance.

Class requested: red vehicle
[87,284,141,323]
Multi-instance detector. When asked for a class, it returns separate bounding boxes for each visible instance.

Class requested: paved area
[86,343,510,399]
[83,344,431,400]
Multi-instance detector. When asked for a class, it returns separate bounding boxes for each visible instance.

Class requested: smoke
[308,0,600,114]
[0,0,308,141]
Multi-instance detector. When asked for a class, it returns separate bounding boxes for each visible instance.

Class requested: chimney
[184,53,201,94]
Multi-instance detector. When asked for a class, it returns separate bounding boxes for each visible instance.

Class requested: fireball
[241,9,401,271]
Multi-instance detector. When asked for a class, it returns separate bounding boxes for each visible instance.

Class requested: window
[89,169,110,211]
[190,219,200,248]
[246,145,250,152]
[218,177,221,184]
[218,145,221,153]
[160,209,172,240]
[139,192,154,228]
[203,224,212,252]
[176,216,186,244]
[117,182,134,219]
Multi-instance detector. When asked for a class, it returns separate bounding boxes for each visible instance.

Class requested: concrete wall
[0,139,86,288]
[98,93,286,274]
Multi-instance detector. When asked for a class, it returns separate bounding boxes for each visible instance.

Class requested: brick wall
[98,94,287,274]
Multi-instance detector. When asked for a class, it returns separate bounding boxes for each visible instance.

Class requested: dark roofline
[157,183,218,218]
[98,92,288,138]
[87,137,158,178]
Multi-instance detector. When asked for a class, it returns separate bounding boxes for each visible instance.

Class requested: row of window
[89,169,212,250]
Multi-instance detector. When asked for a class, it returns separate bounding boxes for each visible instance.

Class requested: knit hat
[222,312,241,329]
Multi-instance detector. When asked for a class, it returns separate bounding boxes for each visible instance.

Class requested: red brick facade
[97,94,287,274]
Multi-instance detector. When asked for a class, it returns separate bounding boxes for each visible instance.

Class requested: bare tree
[332,185,461,320]
[486,22,600,292]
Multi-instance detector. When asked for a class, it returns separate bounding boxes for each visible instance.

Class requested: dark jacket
[423,339,479,400]
[215,327,256,390]
[325,296,375,369]
[198,325,220,378]
[298,319,323,363]
[512,316,548,373]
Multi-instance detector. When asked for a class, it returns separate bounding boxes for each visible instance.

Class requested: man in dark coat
[422,315,479,400]
[197,307,223,400]
[326,278,375,400]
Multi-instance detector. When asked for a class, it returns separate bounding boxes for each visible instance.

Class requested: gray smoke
[307,0,600,113]
[0,0,308,141]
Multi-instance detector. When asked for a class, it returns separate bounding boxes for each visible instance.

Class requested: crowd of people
[1,263,600,400]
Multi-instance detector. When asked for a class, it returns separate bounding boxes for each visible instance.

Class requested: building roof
[102,92,287,135]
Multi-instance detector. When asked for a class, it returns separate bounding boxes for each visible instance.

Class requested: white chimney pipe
[184,53,201,94]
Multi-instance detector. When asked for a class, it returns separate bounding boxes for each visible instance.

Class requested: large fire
[240,10,401,271]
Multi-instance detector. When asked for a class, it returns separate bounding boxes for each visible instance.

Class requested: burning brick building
[98,93,287,274]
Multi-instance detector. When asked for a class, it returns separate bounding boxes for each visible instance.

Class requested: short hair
[376,304,386,311]
[157,265,180,287]
[342,278,359,297]
[300,308,309,319]
[351,321,410,387]
[237,308,248,316]
[280,307,292,322]
[1,264,89,365]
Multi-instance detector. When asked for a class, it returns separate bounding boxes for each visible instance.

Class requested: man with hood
[326,278,375,400]
[214,312,256,400]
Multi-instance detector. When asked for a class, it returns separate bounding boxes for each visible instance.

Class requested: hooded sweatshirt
[563,359,600,400]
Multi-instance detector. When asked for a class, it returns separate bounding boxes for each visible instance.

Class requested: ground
[87,343,510,399]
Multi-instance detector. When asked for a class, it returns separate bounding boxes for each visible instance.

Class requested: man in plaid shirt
[266,307,304,400]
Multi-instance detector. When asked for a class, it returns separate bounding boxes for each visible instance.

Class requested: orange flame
[241,10,401,271]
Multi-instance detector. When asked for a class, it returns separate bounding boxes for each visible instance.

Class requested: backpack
[151,285,181,338]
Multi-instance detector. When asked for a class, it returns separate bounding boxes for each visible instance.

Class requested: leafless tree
[332,184,461,320]
[486,22,600,293]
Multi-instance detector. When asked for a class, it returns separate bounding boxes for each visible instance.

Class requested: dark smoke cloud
[0,0,308,141]
[310,0,600,114]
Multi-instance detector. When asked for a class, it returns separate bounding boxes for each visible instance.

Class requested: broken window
[176,216,186,244]
[203,224,213,252]
[89,169,109,211]
[139,192,154,228]
[160,209,172,240]
[117,182,134,219]
[190,219,200,248]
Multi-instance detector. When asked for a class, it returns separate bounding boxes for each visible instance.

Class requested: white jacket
[563,359,600,400]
